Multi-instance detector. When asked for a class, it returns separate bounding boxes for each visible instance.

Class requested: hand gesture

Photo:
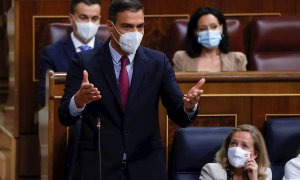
[183,78,205,111]
[74,70,101,108]
[245,154,258,180]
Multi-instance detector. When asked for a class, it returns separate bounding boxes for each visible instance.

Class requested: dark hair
[108,0,144,24]
[186,7,229,58]
[70,0,101,14]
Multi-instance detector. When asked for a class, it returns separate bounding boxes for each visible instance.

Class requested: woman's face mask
[111,23,143,54]
[197,29,222,49]
[73,17,100,43]
[227,146,251,168]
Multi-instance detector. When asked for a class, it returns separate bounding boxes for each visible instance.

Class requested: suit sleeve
[199,164,214,180]
[160,54,197,127]
[58,53,85,126]
[265,167,272,180]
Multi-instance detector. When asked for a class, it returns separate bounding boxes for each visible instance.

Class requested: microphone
[96,117,102,180]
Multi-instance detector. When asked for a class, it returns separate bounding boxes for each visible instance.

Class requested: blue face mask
[197,30,222,49]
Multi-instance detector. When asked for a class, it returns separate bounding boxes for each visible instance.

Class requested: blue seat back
[172,127,234,180]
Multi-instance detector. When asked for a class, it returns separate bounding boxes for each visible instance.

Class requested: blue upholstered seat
[171,127,234,180]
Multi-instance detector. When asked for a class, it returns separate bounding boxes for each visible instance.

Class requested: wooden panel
[39,71,67,180]
[0,126,17,180]
[252,97,300,128]
[19,134,40,177]
[141,0,296,15]
[49,100,67,180]
[297,0,300,15]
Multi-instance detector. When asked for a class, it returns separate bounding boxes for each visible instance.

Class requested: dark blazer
[38,35,102,107]
[58,41,198,180]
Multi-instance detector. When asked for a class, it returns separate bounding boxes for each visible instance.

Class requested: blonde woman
[200,124,272,180]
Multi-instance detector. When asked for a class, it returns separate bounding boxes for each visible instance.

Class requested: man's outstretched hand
[183,78,205,112]
[74,70,101,108]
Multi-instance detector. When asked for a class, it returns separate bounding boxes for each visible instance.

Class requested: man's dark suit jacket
[58,41,198,180]
[38,34,102,179]
[38,35,102,107]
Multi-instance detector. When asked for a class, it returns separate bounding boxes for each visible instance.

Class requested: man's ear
[106,20,114,32]
[69,14,76,31]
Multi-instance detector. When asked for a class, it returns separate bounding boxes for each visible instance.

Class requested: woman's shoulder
[220,51,247,71]
[225,51,247,60]
[203,162,223,169]
[200,163,227,180]
[265,167,272,176]
[173,50,188,58]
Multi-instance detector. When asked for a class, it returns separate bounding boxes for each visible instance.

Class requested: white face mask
[111,24,143,54]
[74,19,100,43]
[227,147,251,168]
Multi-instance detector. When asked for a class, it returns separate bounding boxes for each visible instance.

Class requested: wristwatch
[185,103,198,113]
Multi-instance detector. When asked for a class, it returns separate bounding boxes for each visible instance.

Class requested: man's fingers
[82,70,89,83]
[194,78,205,89]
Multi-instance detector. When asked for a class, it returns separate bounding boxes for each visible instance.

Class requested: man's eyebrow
[137,23,145,27]
[120,22,145,26]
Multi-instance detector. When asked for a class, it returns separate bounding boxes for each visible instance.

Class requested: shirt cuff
[69,95,85,116]
[184,103,198,119]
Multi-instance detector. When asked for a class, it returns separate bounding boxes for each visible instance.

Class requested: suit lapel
[94,39,102,48]
[97,44,148,112]
[63,35,77,62]
[126,48,147,109]
[98,42,123,109]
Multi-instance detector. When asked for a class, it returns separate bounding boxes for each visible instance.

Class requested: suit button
[124,131,129,135]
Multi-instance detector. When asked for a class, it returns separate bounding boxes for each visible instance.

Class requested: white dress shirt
[283,154,300,180]
[71,32,95,52]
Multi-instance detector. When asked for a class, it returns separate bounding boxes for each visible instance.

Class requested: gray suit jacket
[199,163,272,180]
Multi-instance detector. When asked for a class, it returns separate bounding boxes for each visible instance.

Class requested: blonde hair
[215,124,270,180]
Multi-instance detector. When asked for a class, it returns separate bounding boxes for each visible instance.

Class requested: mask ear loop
[108,20,124,47]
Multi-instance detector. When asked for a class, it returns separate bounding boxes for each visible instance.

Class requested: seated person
[173,7,247,72]
[200,124,272,180]
[38,0,103,107]
[283,150,300,180]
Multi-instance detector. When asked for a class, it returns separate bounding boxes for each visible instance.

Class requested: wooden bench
[0,126,16,180]
[39,70,300,179]
[38,70,67,180]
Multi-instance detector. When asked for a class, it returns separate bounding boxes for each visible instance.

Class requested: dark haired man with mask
[58,0,205,179]
[38,0,102,107]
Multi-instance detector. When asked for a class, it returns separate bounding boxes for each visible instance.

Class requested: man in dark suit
[58,0,205,179]
[38,0,103,107]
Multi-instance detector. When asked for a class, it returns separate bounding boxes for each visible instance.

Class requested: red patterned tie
[119,56,129,109]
